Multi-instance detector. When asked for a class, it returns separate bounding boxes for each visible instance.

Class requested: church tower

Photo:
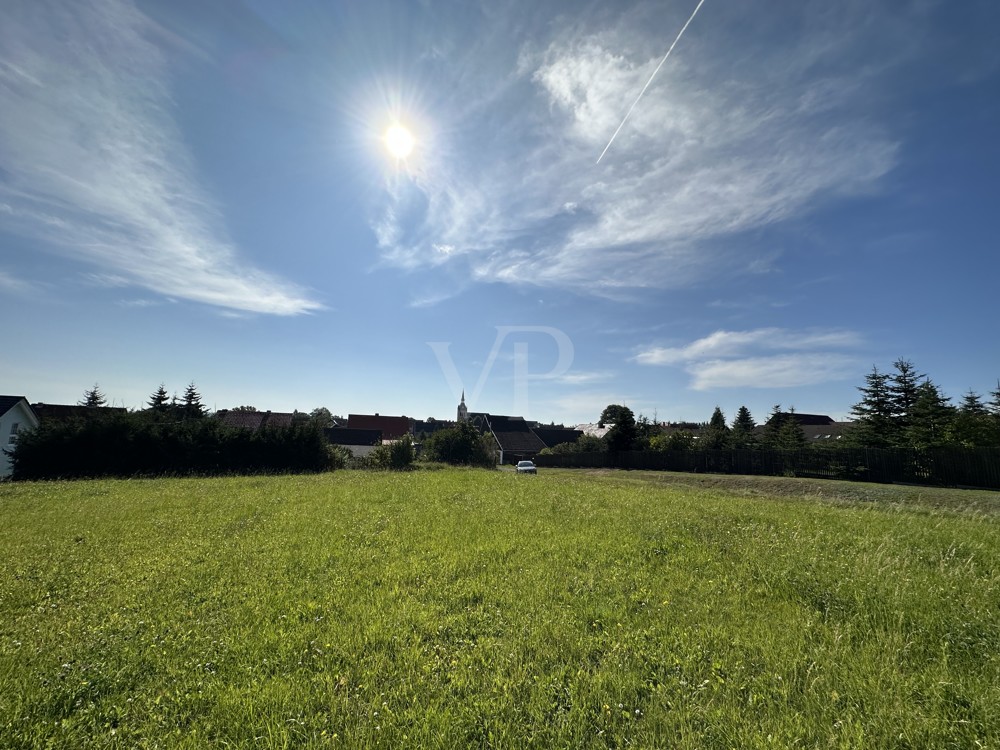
[457,390,468,422]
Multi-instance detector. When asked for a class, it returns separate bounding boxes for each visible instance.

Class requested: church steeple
[457,390,468,422]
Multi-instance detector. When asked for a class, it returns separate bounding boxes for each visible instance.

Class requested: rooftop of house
[575,423,612,439]
[324,427,382,446]
[766,412,837,426]
[412,419,457,436]
[0,396,30,418]
[347,414,411,439]
[31,403,127,422]
[532,426,584,449]
[215,410,297,431]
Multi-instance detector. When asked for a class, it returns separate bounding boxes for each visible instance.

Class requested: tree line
[848,359,1000,449]
[542,359,1000,455]
[8,383,340,480]
[541,402,815,455]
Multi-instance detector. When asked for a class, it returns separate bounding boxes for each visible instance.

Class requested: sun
[384,123,415,159]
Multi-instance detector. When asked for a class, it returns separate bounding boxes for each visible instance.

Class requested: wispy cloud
[634,328,862,390]
[0,268,40,296]
[634,328,862,366]
[0,0,321,315]
[371,0,905,296]
[551,370,615,386]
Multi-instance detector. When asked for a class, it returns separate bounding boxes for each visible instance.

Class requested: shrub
[422,422,495,467]
[370,436,415,471]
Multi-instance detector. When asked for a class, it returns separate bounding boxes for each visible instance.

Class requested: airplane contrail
[596,0,708,165]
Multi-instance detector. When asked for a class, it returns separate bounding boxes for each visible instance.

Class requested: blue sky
[2,0,999,426]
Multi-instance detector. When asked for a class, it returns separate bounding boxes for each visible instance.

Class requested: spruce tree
[953,390,993,447]
[182,382,206,419]
[79,383,107,408]
[147,384,169,411]
[905,380,955,449]
[731,406,756,448]
[887,359,923,441]
[848,367,895,448]
[703,406,731,449]
[989,380,1000,445]
[777,407,808,450]
[760,404,784,449]
[989,380,1000,418]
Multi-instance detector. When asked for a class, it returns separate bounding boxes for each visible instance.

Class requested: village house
[1,396,40,478]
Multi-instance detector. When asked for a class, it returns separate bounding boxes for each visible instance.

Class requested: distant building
[347,414,411,442]
[412,418,456,440]
[215,410,298,431]
[324,427,383,458]
[762,413,852,442]
[1,396,40,478]
[532,426,584,449]
[457,391,468,422]
[575,423,612,440]
[31,402,127,424]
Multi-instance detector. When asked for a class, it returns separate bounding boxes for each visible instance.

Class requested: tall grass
[1,470,998,748]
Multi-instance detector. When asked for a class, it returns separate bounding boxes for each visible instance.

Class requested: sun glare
[385,124,415,159]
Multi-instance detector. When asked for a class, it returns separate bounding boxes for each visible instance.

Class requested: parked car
[516,460,537,474]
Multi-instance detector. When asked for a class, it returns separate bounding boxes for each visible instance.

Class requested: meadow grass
[1,469,998,748]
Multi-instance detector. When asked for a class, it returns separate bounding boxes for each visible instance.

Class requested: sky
[2,0,999,426]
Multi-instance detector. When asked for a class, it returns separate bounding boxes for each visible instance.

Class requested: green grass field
[2,469,999,748]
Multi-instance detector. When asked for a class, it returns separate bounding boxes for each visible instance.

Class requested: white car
[516,460,537,474]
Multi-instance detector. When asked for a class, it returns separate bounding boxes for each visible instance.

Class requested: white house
[0,396,40,479]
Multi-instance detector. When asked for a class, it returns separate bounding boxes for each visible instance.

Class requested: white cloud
[635,328,863,366]
[0,269,39,296]
[634,327,862,390]
[370,1,903,295]
[551,371,614,386]
[0,0,322,316]
[689,354,859,391]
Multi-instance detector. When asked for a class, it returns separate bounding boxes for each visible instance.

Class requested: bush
[369,436,415,471]
[422,422,495,467]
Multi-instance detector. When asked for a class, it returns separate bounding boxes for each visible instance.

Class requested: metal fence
[534,447,1000,490]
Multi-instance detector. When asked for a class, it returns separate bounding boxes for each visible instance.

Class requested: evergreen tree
[147,383,169,411]
[79,383,107,408]
[182,382,206,419]
[953,389,994,447]
[731,405,756,448]
[887,359,923,441]
[905,380,955,449]
[703,406,731,449]
[960,390,988,416]
[989,380,1000,418]
[989,380,1000,445]
[777,407,807,450]
[759,405,784,449]
[848,367,895,448]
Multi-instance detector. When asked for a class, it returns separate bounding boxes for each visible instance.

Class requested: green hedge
[7,413,336,480]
